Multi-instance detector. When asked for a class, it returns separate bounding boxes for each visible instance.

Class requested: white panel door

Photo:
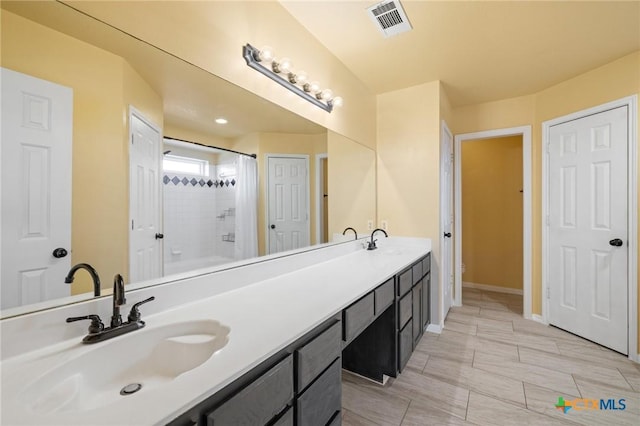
[1,68,73,309]
[129,111,162,283]
[441,122,454,319]
[267,156,309,254]
[548,106,628,353]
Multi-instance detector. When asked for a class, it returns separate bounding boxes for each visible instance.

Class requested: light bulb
[288,70,307,85]
[258,46,274,62]
[320,89,334,101]
[304,81,320,93]
[278,57,293,73]
[330,96,343,108]
[215,117,228,124]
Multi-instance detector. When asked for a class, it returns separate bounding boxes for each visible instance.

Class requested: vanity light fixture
[243,44,343,113]
[215,117,228,124]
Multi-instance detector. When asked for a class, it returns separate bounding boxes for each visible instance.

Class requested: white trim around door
[315,153,328,245]
[542,95,638,361]
[454,126,532,320]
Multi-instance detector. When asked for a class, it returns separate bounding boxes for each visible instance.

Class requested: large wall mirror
[0,0,376,318]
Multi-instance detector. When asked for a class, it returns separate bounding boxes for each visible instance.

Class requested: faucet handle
[66,314,104,334]
[127,296,156,323]
[367,239,378,250]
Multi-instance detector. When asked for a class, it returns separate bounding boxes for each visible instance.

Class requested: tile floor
[341,288,640,425]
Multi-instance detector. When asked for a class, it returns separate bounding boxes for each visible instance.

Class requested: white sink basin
[19,320,230,414]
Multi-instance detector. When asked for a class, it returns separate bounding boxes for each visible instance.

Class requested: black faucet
[65,263,101,297]
[367,228,388,250]
[111,273,126,328]
[342,227,358,240]
[66,273,155,344]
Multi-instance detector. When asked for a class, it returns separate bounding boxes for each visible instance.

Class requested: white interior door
[129,109,162,283]
[267,156,309,254]
[441,121,454,320]
[548,106,628,354]
[1,68,73,309]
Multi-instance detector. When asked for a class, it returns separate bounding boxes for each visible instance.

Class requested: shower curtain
[234,155,259,260]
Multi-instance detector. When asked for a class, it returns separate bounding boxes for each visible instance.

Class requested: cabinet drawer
[272,407,294,426]
[422,254,431,276]
[412,262,422,284]
[398,320,413,372]
[374,278,394,314]
[296,321,341,393]
[296,359,342,426]
[412,282,422,346]
[343,292,374,341]
[398,268,412,297]
[398,292,412,329]
[207,355,293,426]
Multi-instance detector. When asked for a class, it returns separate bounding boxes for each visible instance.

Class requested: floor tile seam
[517,353,633,388]
[572,373,639,394]
[522,379,582,400]
[616,368,639,393]
[469,389,577,425]
[397,398,411,426]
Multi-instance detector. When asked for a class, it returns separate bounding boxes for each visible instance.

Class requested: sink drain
[120,383,142,396]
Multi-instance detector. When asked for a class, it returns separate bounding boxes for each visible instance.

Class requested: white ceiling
[281,0,640,106]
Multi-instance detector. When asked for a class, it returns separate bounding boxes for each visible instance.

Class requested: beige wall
[453,51,640,351]
[327,132,376,238]
[461,136,523,291]
[1,11,163,293]
[377,81,442,322]
[67,1,377,150]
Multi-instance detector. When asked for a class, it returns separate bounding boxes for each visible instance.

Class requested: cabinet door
[412,281,422,346]
[398,292,412,330]
[398,320,412,372]
[207,355,293,425]
[422,272,430,329]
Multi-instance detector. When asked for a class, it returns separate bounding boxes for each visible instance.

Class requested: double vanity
[0,237,432,425]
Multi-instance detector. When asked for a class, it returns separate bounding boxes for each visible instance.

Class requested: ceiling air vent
[366,1,412,38]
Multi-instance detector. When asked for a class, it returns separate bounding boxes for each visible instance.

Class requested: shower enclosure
[162,138,257,276]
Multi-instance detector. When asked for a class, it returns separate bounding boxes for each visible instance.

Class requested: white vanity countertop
[1,237,431,425]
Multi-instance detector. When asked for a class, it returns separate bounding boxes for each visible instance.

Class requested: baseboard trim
[531,314,547,325]
[426,323,442,334]
[463,281,523,295]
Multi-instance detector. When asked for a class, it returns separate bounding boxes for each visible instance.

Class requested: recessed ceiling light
[215,117,228,124]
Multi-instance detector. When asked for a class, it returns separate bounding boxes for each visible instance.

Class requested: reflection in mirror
[0,0,376,318]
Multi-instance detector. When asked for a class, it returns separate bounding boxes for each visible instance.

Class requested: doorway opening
[454,126,532,319]
[316,154,329,244]
[459,135,524,312]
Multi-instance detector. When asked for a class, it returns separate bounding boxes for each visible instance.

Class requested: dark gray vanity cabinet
[295,321,342,426]
[169,316,342,426]
[397,253,431,372]
[206,355,293,425]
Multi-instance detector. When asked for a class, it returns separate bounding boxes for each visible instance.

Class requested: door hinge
[131,134,134,144]
[450,153,454,163]
[546,286,550,299]
[131,220,134,230]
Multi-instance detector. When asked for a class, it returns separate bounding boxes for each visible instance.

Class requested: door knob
[155,233,164,240]
[444,232,452,238]
[52,248,68,258]
[609,238,623,247]
[270,224,276,229]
